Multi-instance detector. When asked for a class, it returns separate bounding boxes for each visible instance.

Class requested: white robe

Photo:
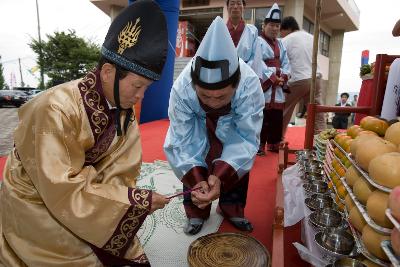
[381,58,400,120]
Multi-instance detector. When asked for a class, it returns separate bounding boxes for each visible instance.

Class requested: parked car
[0,90,30,107]
[29,89,42,95]
[26,89,43,100]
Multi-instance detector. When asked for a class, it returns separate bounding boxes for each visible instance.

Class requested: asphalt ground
[0,108,18,157]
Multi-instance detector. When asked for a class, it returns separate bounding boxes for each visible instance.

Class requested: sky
[0,0,110,88]
[0,0,400,94]
[338,0,400,94]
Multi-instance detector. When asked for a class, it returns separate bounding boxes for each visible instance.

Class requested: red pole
[304,103,316,149]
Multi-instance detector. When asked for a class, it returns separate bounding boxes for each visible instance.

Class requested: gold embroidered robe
[0,71,152,267]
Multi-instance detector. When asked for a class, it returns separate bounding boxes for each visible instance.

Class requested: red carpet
[139,120,308,267]
[0,157,6,180]
[0,120,308,266]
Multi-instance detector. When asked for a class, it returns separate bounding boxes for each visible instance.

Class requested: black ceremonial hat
[101,0,168,81]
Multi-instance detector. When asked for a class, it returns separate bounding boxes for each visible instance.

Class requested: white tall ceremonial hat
[265,3,281,23]
[191,16,240,90]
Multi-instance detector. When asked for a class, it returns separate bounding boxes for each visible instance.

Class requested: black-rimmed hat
[101,0,168,81]
[190,16,240,90]
[101,0,168,136]
[265,3,281,24]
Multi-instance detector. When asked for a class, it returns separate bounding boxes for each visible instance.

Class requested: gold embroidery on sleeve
[104,190,150,256]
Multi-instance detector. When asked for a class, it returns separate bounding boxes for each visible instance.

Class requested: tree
[0,56,5,90]
[30,30,100,88]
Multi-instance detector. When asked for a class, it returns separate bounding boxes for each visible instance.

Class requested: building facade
[178,0,360,106]
[90,0,360,106]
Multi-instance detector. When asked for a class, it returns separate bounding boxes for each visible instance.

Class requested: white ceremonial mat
[136,160,223,267]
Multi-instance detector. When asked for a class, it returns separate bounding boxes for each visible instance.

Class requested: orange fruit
[332,175,340,186]
[337,167,346,177]
[337,184,347,199]
[328,181,333,190]
[360,116,389,136]
[343,159,352,168]
[334,148,344,159]
[334,133,347,144]
[338,135,352,148]
[347,125,363,139]
[358,130,379,137]
[342,139,354,153]
[332,159,339,170]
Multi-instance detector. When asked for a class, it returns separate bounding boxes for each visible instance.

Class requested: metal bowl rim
[314,231,354,257]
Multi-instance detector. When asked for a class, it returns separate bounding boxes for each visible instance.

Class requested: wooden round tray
[187,232,270,267]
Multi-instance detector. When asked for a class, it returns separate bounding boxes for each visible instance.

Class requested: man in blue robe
[226,0,261,77]
[257,3,290,155]
[164,17,264,235]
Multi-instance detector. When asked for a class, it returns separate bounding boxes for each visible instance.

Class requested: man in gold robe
[0,1,169,266]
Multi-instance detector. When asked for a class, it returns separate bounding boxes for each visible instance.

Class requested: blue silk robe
[164,59,264,195]
[227,20,263,79]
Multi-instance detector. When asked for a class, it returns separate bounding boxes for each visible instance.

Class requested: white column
[110,5,123,21]
[326,30,344,106]
[283,0,304,27]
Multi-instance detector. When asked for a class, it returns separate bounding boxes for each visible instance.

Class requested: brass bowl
[303,166,324,175]
[315,228,354,256]
[303,181,328,196]
[305,194,334,211]
[296,150,316,160]
[295,149,314,156]
[303,172,324,182]
[333,258,366,267]
[306,159,324,167]
[300,158,322,166]
[309,208,343,229]
[304,168,324,176]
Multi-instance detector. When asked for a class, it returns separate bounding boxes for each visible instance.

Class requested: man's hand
[191,181,210,209]
[149,192,170,214]
[191,175,221,209]
[277,77,284,86]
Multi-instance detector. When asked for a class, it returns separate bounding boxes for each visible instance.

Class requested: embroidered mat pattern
[136,160,223,267]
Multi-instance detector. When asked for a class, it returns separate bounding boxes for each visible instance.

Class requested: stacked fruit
[315,128,338,160]
[389,188,400,257]
[333,117,400,265]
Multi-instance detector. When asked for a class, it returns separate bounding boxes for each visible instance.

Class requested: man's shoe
[184,218,204,235]
[227,217,254,232]
[267,144,279,153]
[256,149,266,156]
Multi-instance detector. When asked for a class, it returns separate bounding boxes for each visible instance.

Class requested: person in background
[332,92,351,129]
[226,0,262,76]
[380,19,400,120]
[164,17,264,235]
[0,1,170,266]
[280,16,326,136]
[257,3,290,155]
[351,94,358,124]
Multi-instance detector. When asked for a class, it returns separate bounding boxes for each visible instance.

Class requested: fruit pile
[315,129,338,161]
[327,116,400,265]
[318,128,338,140]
